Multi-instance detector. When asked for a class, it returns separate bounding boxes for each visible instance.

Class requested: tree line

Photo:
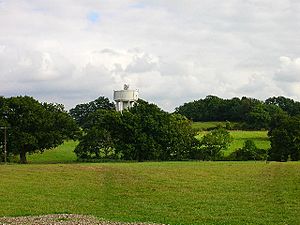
[175,95,300,130]
[1,95,300,163]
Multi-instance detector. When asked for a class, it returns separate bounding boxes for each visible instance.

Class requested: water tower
[113,84,139,112]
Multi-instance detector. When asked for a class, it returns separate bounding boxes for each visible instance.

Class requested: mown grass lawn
[0,161,299,225]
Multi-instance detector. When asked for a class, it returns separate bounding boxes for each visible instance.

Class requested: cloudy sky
[1,0,300,111]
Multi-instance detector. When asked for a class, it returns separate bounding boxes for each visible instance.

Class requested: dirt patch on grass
[77,165,107,172]
[0,214,165,225]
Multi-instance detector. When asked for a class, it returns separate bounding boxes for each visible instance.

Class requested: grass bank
[27,141,78,164]
[0,161,299,225]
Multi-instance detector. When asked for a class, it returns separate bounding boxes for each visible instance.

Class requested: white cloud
[275,56,300,82]
[1,0,300,111]
[272,56,300,98]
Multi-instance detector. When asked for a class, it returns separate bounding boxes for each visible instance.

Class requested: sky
[0,0,300,111]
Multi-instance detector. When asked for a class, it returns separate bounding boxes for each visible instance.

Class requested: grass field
[0,161,299,225]
[229,130,270,154]
[27,141,78,164]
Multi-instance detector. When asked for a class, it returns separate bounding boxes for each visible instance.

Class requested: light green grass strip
[27,141,78,164]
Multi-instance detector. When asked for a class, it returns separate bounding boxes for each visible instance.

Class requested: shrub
[195,128,232,160]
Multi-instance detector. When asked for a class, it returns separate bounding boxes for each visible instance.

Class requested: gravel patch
[0,214,166,225]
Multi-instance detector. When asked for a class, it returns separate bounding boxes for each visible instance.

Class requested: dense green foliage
[23,130,271,163]
[268,114,300,161]
[1,94,299,162]
[74,109,121,160]
[0,162,299,225]
[0,96,79,163]
[176,95,299,129]
[266,96,300,116]
[75,100,198,161]
[69,96,115,127]
[193,128,232,160]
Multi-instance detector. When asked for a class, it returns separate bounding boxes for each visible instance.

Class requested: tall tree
[2,96,79,163]
[74,109,122,159]
[197,128,232,160]
[268,114,300,161]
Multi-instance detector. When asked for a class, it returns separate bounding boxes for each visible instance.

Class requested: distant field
[191,121,241,131]
[229,130,270,154]
[191,121,227,130]
[0,162,299,225]
[27,141,78,164]
[196,130,270,156]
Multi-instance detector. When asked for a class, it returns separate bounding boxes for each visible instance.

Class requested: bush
[194,128,232,161]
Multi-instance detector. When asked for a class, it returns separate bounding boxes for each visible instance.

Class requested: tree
[117,100,198,161]
[69,96,115,127]
[2,96,79,163]
[75,127,116,159]
[175,95,262,122]
[266,96,300,116]
[197,128,232,160]
[74,109,122,159]
[75,100,198,161]
[268,114,300,161]
[246,104,271,130]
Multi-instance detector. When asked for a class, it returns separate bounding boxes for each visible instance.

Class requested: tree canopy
[69,96,115,127]
[75,100,198,161]
[176,95,299,129]
[0,96,79,163]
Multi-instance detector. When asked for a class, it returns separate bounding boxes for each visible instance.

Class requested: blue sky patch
[87,11,100,23]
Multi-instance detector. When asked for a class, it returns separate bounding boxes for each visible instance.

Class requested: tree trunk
[19,149,27,164]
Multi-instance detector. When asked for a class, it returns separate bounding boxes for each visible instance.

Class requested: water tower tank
[113,84,139,112]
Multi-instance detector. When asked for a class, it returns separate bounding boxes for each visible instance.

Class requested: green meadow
[0,162,299,225]
[229,130,270,154]
[1,123,296,225]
